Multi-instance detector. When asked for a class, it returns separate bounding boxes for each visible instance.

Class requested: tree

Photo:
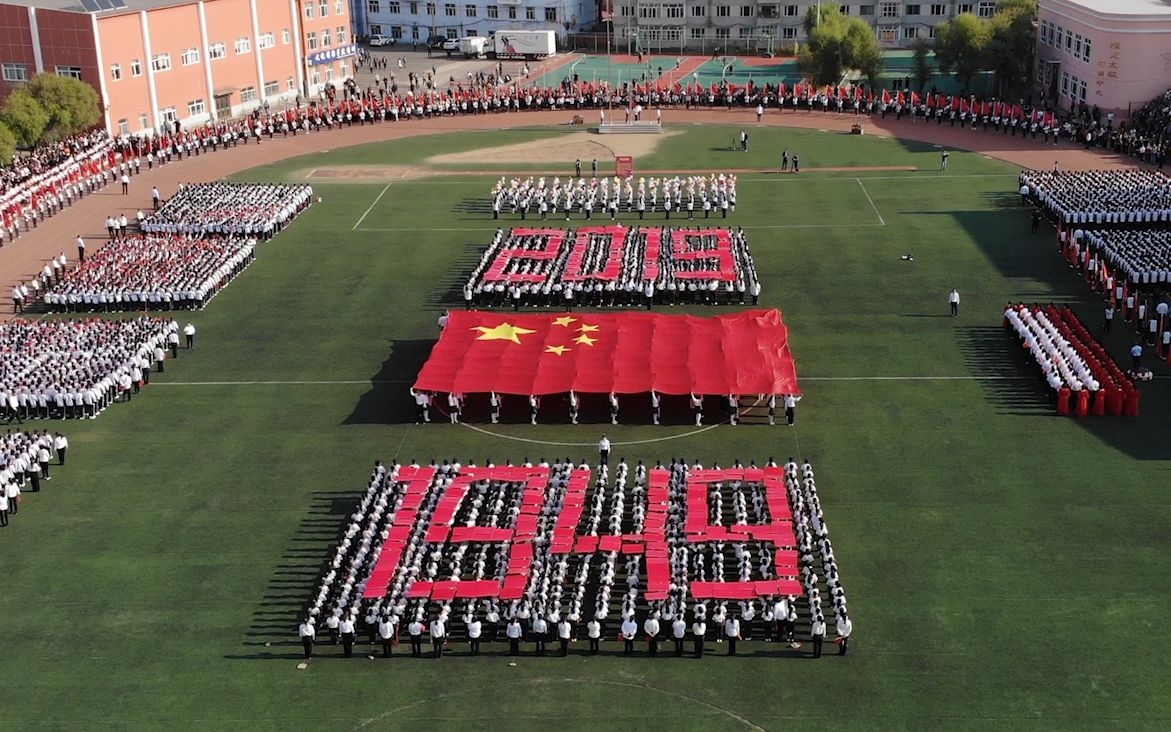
[797,4,885,87]
[24,73,101,141]
[934,13,990,95]
[986,0,1038,97]
[0,121,16,164]
[911,38,934,93]
[1,89,50,147]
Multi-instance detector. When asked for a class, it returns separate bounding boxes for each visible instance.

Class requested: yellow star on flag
[545,344,571,356]
[553,316,577,327]
[574,334,597,346]
[577,324,600,333]
[473,322,537,344]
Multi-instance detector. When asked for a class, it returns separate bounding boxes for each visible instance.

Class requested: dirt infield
[0,108,1147,319]
[427,129,679,166]
[300,165,422,181]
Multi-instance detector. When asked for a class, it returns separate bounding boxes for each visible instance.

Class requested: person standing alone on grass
[77,235,86,264]
[184,322,196,349]
[949,288,960,317]
[940,150,950,171]
[781,148,790,172]
[598,434,610,466]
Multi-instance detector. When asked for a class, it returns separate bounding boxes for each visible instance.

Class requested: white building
[1036,0,1171,116]
[608,0,1003,53]
[353,0,595,43]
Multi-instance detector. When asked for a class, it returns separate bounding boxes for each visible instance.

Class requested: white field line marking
[351,182,392,230]
[856,178,886,226]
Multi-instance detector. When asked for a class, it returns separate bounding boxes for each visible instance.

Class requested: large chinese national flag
[414,310,800,397]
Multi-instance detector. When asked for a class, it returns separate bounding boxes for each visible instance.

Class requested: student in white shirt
[587,617,602,654]
[723,616,741,656]
[378,616,396,658]
[430,617,446,658]
[672,617,687,656]
[620,617,638,655]
[557,618,573,656]
[407,618,424,657]
[644,613,661,656]
[836,613,853,655]
[467,616,483,656]
[811,615,826,658]
[298,617,316,659]
[692,619,707,658]
[339,615,356,657]
[506,618,523,656]
[530,615,548,656]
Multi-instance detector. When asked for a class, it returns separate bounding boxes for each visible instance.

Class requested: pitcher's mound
[427,130,679,166]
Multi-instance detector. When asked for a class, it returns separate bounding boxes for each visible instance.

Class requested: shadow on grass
[956,325,1055,417]
[227,489,361,662]
[344,339,435,425]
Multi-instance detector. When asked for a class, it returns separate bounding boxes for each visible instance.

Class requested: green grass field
[6,125,1171,731]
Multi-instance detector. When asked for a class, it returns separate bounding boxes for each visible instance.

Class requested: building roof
[17,0,198,15]
[1054,0,1171,17]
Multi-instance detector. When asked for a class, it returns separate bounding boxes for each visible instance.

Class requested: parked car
[427,34,448,49]
[441,38,460,51]
[368,34,396,47]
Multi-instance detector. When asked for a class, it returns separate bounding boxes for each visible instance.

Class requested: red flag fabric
[414,310,801,396]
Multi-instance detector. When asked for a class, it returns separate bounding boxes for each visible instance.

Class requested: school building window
[117,118,130,135]
[259,32,275,49]
[161,106,178,123]
[187,99,206,116]
[689,27,704,38]
[55,65,82,79]
[307,31,318,49]
[130,59,142,76]
[209,42,226,59]
[525,6,535,18]
[367,0,380,10]
[388,0,400,10]
[110,63,122,81]
[879,2,899,18]
[235,37,251,54]
[690,4,705,16]
[487,4,498,16]
[507,6,516,18]
[264,80,279,96]
[445,3,455,14]
[544,6,556,20]
[741,5,753,16]
[466,4,477,15]
[151,53,171,72]
[241,86,256,102]
[182,47,200,65]
[977,0,995,17]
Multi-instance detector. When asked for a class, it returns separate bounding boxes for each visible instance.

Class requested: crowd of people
[464,226,760,308]
[1,75,1165,243]
[40,235,255,312]
[299,457,851,660]
[1004,304,1138,416]
[1081,230,1171,288]
[1,132,120,245]
[0,431,68,528]
[489,174,739,221]
[141,182,314,238]
[0,317,182,421]
[1020,169,1171,224]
